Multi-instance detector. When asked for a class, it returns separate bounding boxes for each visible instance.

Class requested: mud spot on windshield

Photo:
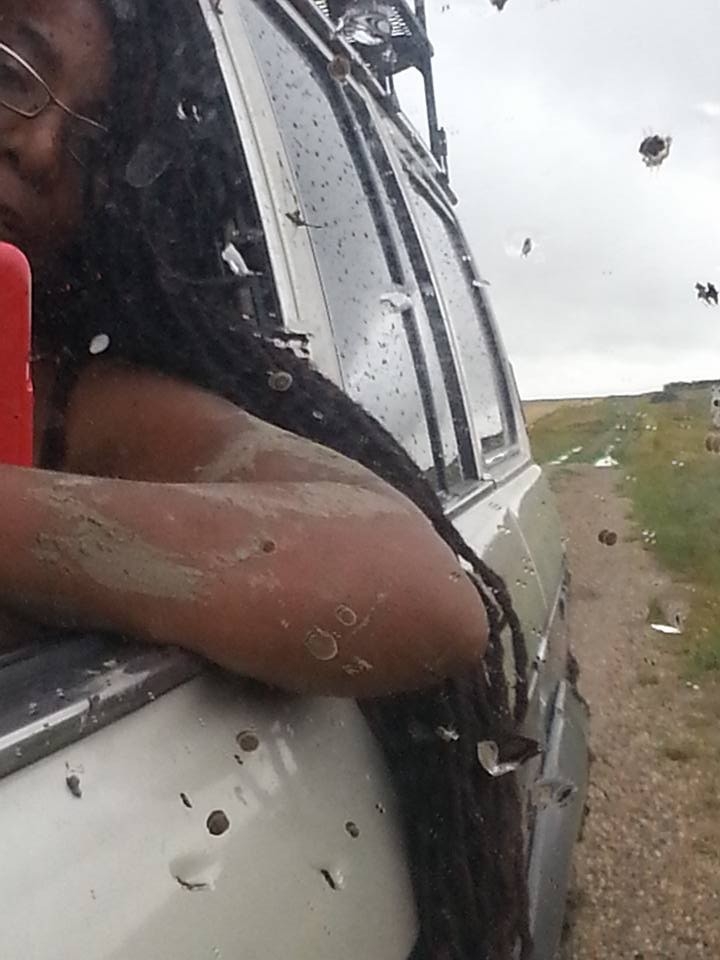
[267,370,294,392]
[639,133,672,167]
[65,773,82,798]
[206,809,230,836]
[236,730,260,752]
[335,605,358,627]
[305,626,339,661]
[319,867,344,890]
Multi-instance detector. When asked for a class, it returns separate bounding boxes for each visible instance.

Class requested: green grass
[689,636,720,675]
[526,400,635,466]
[529,386,720,676]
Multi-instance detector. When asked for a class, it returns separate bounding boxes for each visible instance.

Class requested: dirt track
[553,466,720,960]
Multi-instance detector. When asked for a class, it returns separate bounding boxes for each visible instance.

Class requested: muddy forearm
[0,464,486,695]
[0,464,299,637]
[0,465,210,633]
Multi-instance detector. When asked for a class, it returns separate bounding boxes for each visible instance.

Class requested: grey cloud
[395,0,720,397]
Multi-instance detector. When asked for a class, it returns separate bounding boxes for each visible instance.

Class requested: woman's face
[0,0,113,267]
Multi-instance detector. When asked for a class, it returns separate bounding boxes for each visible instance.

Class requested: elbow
[149,500,491,698]
[299,517,491,697]
[387,555,490,689]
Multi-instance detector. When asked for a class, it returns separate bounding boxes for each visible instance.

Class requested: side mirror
[0,243,33,467]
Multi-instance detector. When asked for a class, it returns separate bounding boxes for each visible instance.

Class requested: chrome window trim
[401,173,518,452]
[346,91,469,489]
[0,636,200,781]
[199,0,341,382]
[443,448,531,519]
[356,98,480,480]
[368,107,518,473]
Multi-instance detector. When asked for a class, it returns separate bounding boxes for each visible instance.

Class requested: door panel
[513,469,566,611]
[451,464,553,675]
[0,674,416,960]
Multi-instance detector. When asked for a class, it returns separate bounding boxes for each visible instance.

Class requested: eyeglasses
[0,41,109,168]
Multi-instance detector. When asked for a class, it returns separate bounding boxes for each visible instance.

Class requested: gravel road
[553,465,720,960]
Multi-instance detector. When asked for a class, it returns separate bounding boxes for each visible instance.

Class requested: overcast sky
[396,0,720,399]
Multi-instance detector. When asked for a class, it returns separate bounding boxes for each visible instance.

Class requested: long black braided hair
[36,1,534,956]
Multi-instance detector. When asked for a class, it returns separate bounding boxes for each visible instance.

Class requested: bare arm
[0,364,488,696]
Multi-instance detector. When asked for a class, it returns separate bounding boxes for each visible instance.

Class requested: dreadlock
[36,1,533,956]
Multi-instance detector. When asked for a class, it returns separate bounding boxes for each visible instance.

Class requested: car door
[0,639,417,960]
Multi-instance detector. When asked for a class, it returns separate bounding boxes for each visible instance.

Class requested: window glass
[401,261,463,485]
[407,183,510,453]
[349,98,464,485]
[241,0,437,475]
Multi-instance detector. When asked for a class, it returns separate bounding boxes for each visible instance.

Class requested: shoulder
[61,360,396,496]
[69,360,240,420]
[62,360,253,481]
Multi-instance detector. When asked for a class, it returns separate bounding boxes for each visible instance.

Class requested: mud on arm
[0,464,488,696]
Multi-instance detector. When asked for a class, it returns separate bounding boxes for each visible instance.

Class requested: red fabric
[0,244,33,466]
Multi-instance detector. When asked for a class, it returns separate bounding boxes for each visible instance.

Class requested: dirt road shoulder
[553,465,720,960]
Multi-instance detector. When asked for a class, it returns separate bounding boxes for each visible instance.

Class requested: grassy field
[523,397,602,428]
[528,387,720,676]
[524,396,636,465]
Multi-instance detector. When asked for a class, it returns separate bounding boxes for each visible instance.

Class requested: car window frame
[199,0,343,382]
[404,168,519,461]
[208,0,528,491]
[349,92,480,493]
[234,0,471,493]
[372,116,525,477]
[343,89,472,494]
